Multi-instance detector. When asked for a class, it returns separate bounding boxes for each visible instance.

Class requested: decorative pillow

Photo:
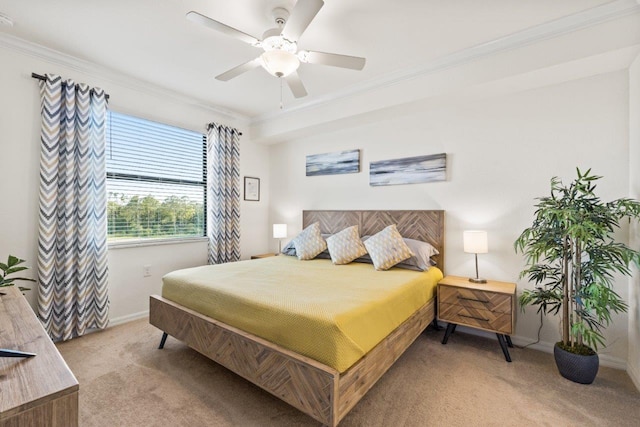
[292,222,327,260]
[363,225,414,271]
[326,226,368,265]
[281,239,296,256]
[396,238,439,271]
[353,236,437,271]
[282,234,332,258]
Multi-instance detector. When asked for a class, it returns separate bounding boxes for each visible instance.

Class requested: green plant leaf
[1,255,33,292]
[7,255,23,267]
[5,266,28,275]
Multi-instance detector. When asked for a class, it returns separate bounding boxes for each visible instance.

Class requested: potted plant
[514,168,640,384]
[0,255,35,292]
[0,255,37,358]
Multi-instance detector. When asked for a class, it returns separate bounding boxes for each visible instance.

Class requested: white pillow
[326,226,367,265]
[363,225,414,271]
[396,238,439,271]
[292,222,327,260]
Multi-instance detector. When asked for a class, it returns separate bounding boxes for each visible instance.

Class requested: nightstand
[250,253,278,259]
[437,275,516,362]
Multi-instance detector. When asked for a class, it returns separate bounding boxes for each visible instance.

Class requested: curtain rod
[207,122,242,136]
[31,72,110,100]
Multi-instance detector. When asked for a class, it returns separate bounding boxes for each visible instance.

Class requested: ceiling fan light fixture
[188,1,365,100]
[261,34,297,54]
[260,50,300,78]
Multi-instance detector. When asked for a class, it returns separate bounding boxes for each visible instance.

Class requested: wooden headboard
[302,210,445,271]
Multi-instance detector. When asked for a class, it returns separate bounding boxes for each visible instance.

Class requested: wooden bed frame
[149,210,445,426]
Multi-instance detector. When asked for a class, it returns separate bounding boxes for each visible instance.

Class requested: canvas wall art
[370,153,446,186]
[306,149,360,176]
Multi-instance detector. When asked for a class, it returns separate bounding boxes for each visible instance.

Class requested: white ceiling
[0,0,621,120]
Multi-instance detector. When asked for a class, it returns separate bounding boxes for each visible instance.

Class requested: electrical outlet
[143,265,151,277]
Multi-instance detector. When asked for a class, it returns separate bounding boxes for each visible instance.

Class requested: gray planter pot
[553,343,599,384]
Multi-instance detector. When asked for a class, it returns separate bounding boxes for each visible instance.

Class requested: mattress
[162,255,442,372]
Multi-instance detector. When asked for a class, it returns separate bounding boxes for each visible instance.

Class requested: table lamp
[464,230,488,284]
[273,224,287,254]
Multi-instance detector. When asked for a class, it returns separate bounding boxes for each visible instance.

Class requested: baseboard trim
[109,310,149,327]
[445,324,628,370]
[627,359,640,391]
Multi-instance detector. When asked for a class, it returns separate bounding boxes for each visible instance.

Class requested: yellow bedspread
[162,256,442,373]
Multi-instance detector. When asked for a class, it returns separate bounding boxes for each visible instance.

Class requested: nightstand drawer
[439,302,513,334]
[439,286,512,314]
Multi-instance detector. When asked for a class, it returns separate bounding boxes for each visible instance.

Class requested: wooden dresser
[0,286,78,427]
[437,275,516,361]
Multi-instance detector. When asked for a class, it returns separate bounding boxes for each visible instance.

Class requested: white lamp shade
[463,230,488,254]
[273,224,287,239]
[261,50,300,77]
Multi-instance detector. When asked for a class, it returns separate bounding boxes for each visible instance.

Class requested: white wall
[629,53,640,388]
[269,71,631,366]
[0,44,270,324]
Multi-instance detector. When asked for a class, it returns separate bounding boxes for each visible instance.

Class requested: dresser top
[439,275,516,295]
[0,286,78,418]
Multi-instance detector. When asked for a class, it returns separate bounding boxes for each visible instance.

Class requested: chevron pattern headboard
[302,210,445,271]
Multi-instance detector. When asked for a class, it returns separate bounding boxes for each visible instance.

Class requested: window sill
[108,236,208,250]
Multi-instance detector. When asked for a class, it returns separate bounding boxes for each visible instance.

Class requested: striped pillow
[326,226,367,265]
[364,225,414,271]
[292,222,327,260]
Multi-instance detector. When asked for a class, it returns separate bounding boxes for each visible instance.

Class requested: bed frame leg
[430,318,443,331]
[158,332,168,349]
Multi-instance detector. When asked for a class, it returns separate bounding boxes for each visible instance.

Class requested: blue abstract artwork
[370,153,446,186]
[306,149,360,176]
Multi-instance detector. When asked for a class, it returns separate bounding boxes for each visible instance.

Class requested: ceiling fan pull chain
[280,77,284,110]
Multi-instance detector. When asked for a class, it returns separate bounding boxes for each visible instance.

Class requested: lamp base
[469,277,487,284]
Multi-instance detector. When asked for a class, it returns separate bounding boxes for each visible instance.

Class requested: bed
[149,210,445,426]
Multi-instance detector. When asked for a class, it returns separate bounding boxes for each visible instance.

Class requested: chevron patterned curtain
[36,73,109,341]
[207,123,240,264]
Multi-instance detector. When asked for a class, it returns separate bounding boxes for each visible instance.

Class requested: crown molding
[0,32,250,125]
[251,0,640,126]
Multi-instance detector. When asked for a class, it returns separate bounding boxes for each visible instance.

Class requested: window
[106,111,206,241]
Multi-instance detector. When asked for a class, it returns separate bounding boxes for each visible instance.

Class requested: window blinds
[106,111,206,241]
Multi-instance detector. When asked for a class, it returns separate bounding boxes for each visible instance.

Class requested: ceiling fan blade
[284,72,308,98]
[215,58,263,81]
[299,50,366,70]
[186,11,261,46]
[281,0,324,41]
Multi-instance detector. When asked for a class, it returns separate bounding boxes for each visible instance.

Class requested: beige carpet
[56,318,640,426]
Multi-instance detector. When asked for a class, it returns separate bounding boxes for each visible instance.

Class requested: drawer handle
[459,313,489,322]
[457,296,489,304]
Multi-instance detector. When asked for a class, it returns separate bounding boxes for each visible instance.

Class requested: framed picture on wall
[244,176,260,201]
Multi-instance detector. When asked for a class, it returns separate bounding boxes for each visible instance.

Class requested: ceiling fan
[186,0,366,98]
